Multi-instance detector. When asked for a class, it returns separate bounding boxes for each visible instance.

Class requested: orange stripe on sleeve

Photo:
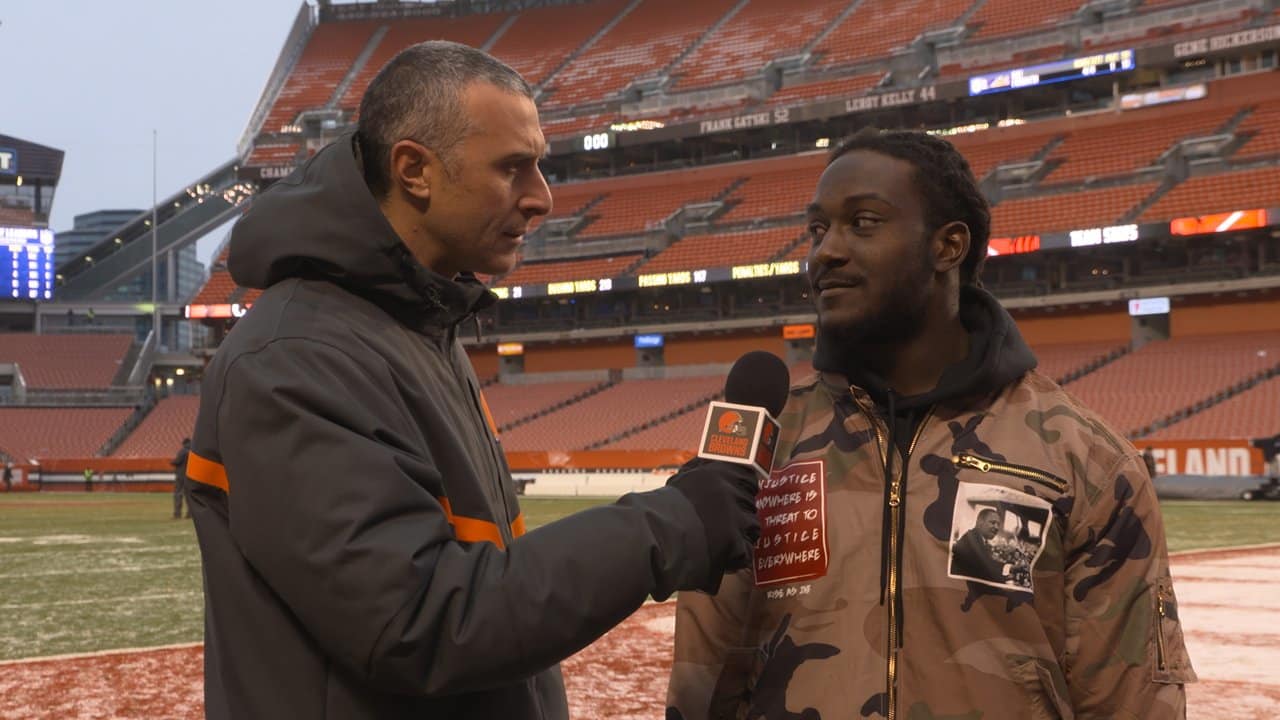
[478,391,499,438]
[186,452,229,493]
[510,513,526,539]
[438,497,506,549]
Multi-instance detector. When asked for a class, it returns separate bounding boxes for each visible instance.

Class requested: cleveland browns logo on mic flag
[698,401,780,476]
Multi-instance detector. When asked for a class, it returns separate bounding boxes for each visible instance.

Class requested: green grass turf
[1160,499,1280,553]
[0,493,1271,660]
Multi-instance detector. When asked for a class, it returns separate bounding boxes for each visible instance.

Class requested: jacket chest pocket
[946,454,1065,593]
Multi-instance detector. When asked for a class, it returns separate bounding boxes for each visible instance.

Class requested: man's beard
[818,249,935,349]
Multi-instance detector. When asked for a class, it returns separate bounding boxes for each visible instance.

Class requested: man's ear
[388,139,439,202]
[933,220,970,273]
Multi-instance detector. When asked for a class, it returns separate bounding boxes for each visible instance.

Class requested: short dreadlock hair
[828,127,991,286]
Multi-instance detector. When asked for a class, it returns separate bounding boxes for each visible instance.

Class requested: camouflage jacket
[668,368,1196,720]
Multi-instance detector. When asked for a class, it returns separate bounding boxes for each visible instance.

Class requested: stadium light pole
[152,129,160,350]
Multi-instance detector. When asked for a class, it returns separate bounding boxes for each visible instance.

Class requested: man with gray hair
[186,41,762,719]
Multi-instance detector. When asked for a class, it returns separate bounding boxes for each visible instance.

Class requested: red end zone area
[1,546,1277,718]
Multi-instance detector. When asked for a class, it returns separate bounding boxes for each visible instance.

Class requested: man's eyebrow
[841,192,895,209]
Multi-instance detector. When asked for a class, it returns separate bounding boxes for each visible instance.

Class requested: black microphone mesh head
[724,351,791,417]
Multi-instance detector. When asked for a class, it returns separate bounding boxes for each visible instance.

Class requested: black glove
[666,458,761,593]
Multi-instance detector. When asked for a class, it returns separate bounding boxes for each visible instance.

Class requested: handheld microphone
[696,351,791,477]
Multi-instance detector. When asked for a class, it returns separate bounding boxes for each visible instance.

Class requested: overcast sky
[3,1,307,264]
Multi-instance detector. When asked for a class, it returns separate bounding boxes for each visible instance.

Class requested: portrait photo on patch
[948,482,1053,592]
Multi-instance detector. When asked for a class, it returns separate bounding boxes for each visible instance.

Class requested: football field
[0,493,1276,717]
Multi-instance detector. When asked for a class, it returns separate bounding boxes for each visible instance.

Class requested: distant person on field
[185,41,760,720]
[171,438,191,519]
[82,467,94,492]
[2,462,13,491]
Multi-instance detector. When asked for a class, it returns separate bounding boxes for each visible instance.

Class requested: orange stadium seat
[112,396,201,458]
[263,21,380,133]
[0,334,133,390]
[338,14,512,113]
[1146,375,1280,441]
[1139,167,1280,223]
[489,0,629,86]
[669,0,849,91]
[989,183,1157,238]
[812,0,972,69]
[191,271,237,306]
[540,0,738,108]
[499,375,723,451]
[1042,105,1238,183]
[1233,100,1280,161]
[637,226,804,275]
[966,0,1085,41]
[245,142,301,167]
[1067,331,1280,436]
[497,253,644,287]
[0,407,132,461]
[577,175,735,239]
[718,156,824,224]
[765,74,884,109]
[948,129,1059,181]
[1033,340,1126,383]
[482,380,606,429]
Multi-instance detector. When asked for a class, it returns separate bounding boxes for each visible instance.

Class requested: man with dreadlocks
[666,128,1195,720]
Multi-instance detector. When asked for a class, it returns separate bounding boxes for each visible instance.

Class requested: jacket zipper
[1155,588,1168,671]
[887,409,931,720]
[952,453,1068,493]
[854,390,931,720]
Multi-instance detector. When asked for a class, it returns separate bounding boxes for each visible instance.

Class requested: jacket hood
[812,285,1037,410]
[228,132,495,328]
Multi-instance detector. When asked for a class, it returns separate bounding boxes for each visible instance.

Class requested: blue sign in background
[2,227,55,300]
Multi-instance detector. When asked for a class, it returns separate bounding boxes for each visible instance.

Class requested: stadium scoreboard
[2,226,54,300]
[969,49,1135,96]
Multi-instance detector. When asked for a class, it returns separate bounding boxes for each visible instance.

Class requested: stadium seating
[0,334,133,390]
[1145,374,1280,440]
[245,142,301,168]
[540,0,738,108]
[1041,105,1238,183]
[669,0,849,91]
[190,271,237,305]
[0,206,35,226]
[497,253,644,287]
[338,14,512,114]
[482,380,607,429]
[1067,331,1280,435]
[965,0,1086,41]
[948,129,1059,181]
[1236,100,1280,160]
[811,0,971,69]
[1033,340,1125,383]
[1139,166,1280,222]
[489,0,629,86]
[717,157,825,224]
[636,226,804,275]
[989,183,1157,238]
[0,407,132,461]
[498,375,722,450]
[577,175,735,239]
[263,21,380,133]
[112,395,201,458]
[764,74,884,109]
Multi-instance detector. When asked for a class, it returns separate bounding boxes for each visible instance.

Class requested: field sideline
[0,493,1276,718]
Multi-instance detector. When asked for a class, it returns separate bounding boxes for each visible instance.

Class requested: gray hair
[356,40,534,198]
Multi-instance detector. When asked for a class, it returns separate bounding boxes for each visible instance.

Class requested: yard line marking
[0,642,203,666]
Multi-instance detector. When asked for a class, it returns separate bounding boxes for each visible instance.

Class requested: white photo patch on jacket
[754,460,828,587]
[948,482,1053,593]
